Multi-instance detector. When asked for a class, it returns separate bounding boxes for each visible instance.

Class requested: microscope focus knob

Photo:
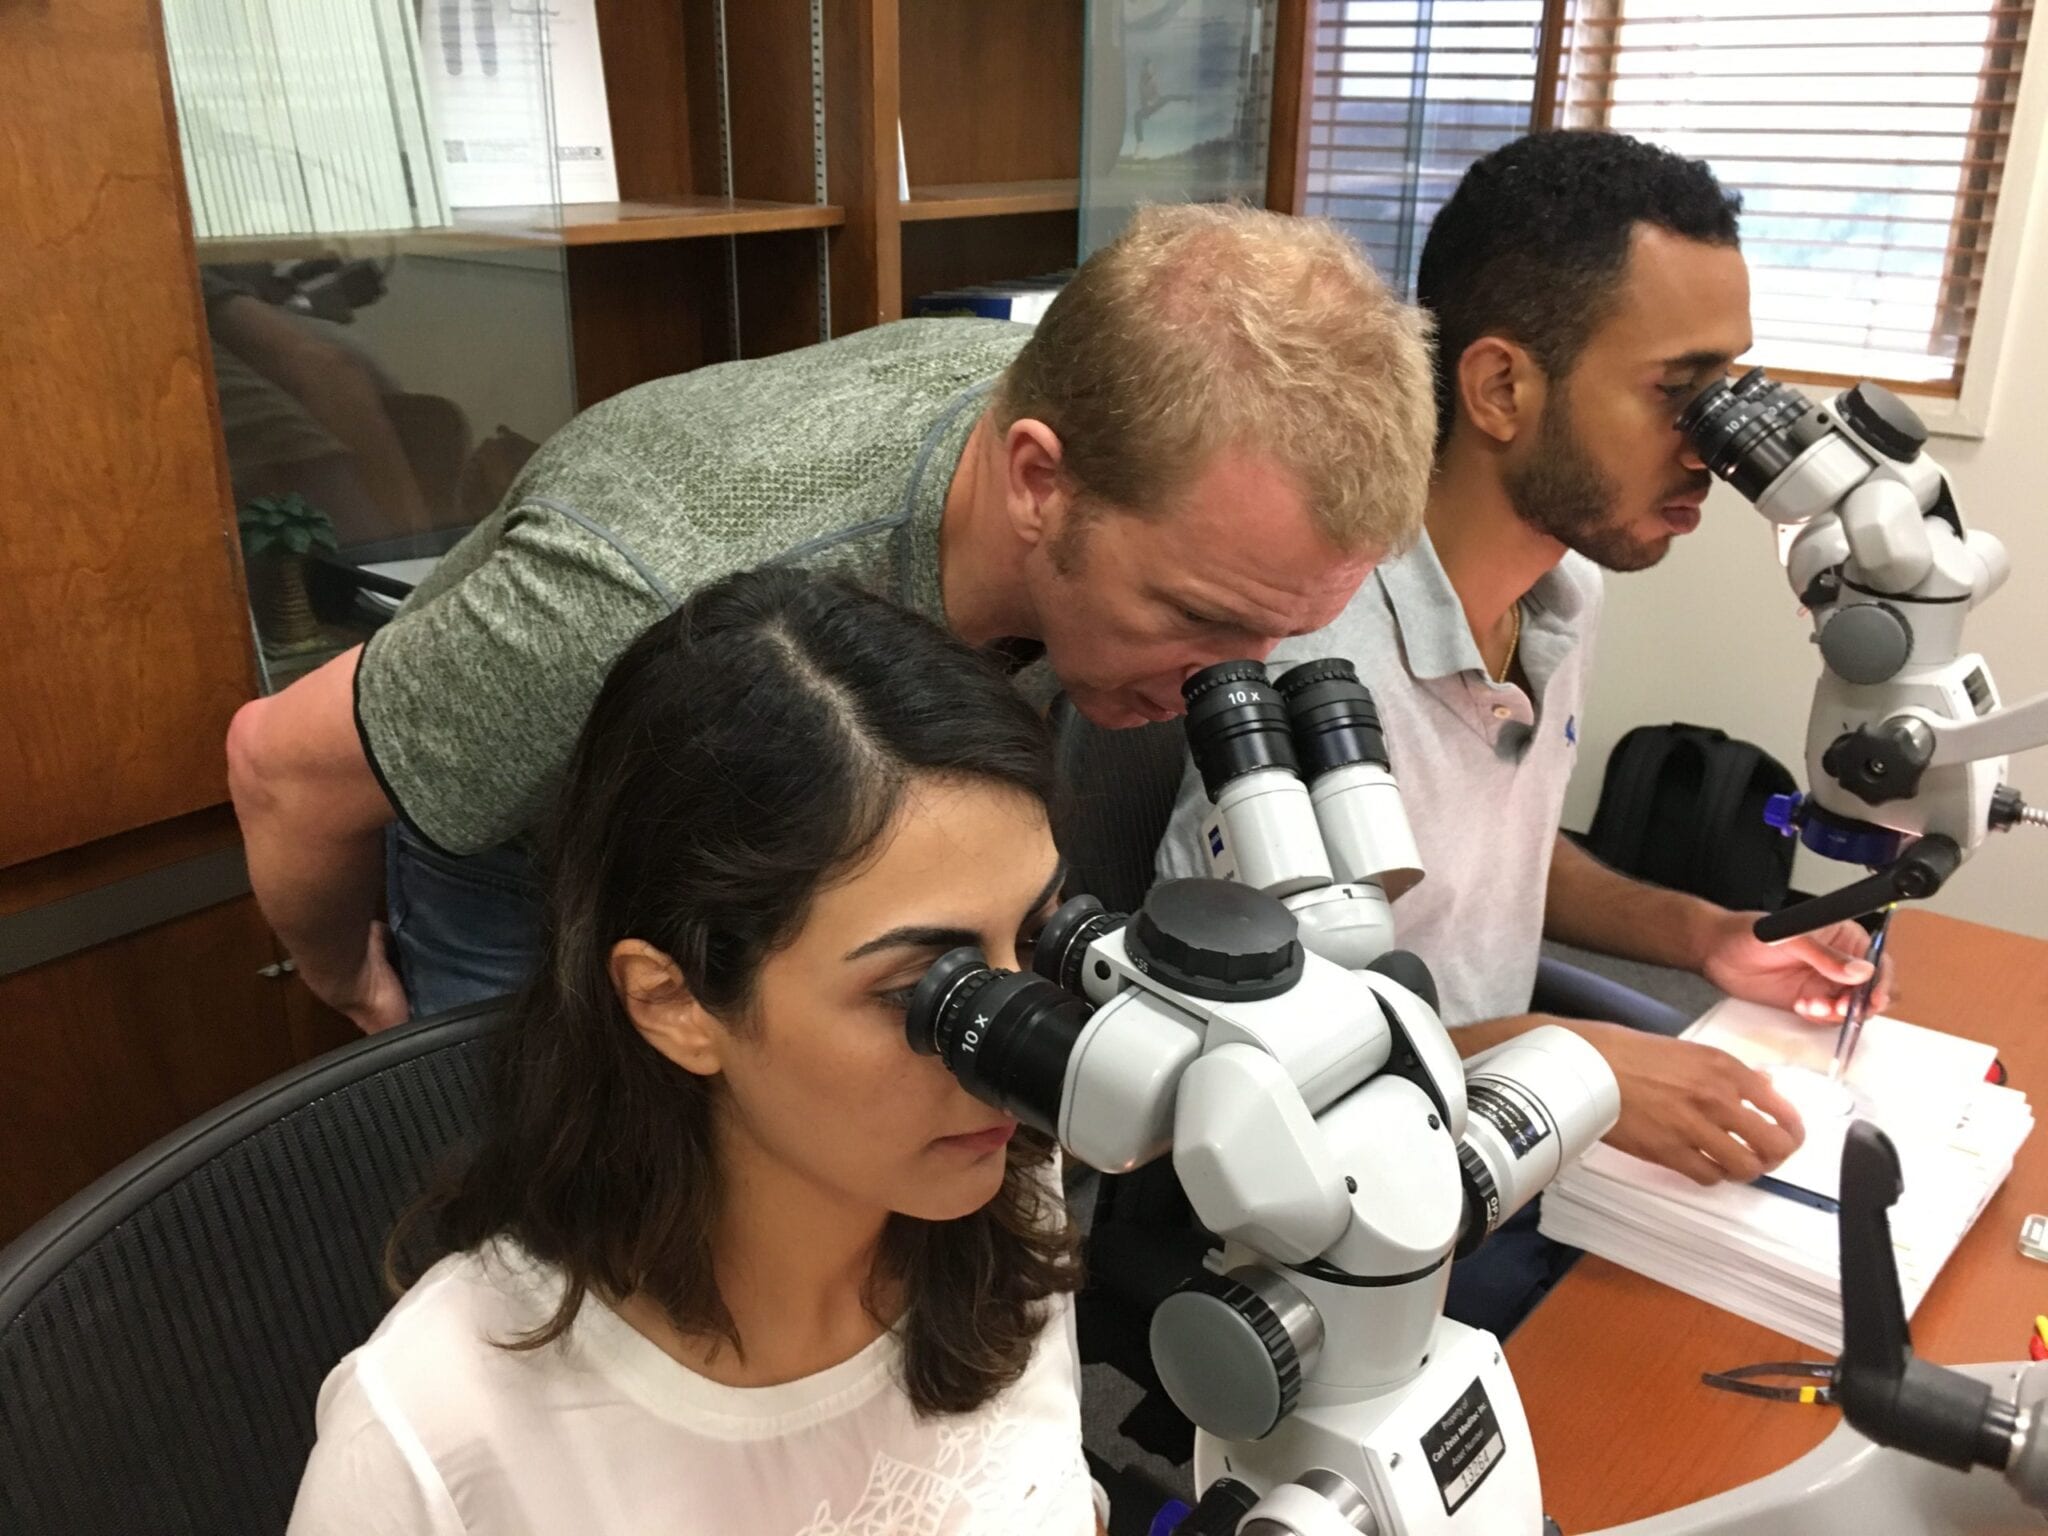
[1151,1266,1324,1443]
[1129,879,1304,1002]
[1819,602,1914,685]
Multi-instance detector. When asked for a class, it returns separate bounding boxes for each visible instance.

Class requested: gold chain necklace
[1493,601,1523,684]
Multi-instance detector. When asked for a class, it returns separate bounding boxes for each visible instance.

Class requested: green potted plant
[238,493,338,654]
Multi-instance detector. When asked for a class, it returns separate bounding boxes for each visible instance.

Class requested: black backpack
[1583,722,1800,912]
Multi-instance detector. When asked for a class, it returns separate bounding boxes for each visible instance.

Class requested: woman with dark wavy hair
[290,568,1096,1535]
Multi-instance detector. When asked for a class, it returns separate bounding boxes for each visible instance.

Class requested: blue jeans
[1443,1201,1578,1338]
[385,822,545,1019]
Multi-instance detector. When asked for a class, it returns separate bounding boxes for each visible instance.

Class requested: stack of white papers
[163,0,450,239]
[1540,999,2032,1353]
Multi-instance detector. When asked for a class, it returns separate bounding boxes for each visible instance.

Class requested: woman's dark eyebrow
[841,861,1067,962]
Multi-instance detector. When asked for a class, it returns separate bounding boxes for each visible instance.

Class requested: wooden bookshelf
[457,197,844,244]
[195,197,844,263]
[900,180,1080,222]
[895,0,1084,314]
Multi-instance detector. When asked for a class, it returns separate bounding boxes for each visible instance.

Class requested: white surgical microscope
[1655,368,2048,1527]
[1675,370,2047,943]
[911,649,2048,1533]
[909,659,1622,1534]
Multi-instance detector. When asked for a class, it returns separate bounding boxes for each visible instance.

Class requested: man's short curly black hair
[1417,130,1743,448]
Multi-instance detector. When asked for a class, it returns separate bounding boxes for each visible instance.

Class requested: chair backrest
[0,1004,506,1536]
[1050,696,1190,912]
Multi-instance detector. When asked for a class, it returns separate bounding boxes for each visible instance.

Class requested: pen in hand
[1825,907,1894,1085]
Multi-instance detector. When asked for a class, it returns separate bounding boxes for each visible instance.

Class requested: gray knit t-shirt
[354,318,1032,855]
[1157,535,1603,1027]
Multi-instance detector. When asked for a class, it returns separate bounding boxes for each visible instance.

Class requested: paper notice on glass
[420,0,619,208]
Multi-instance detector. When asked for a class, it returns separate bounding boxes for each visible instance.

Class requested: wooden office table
[1507,910,2048,1532]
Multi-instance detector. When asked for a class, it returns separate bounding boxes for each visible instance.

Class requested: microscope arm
[1924,687,2048,768]
[1834,1121,2046,1510]
[1752,836,1962,943]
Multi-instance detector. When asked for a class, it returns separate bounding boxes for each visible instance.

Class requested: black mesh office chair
[0,1003,506,1536]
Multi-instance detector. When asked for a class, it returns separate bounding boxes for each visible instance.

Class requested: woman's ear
[610,939,725,1076]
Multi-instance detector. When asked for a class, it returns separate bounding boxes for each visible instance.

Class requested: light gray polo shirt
[1157,534,1603,1027]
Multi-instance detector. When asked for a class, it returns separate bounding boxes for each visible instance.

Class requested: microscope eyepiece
[1182,660,1299,800]
[1677,366,1832,503]
[1032,893,1127,995]
[904,947,1093,1138]
[1274,658,1389,780]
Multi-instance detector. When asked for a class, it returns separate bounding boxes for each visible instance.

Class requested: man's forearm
[241,808,387,999]
[224,648,399,1014]
[1543,832,1723,971]
[1447,1012,1547,1059]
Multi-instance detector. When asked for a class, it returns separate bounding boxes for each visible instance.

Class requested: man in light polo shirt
[1158,132,1892,1326]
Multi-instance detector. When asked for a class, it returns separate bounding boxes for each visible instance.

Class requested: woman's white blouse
[288,1246,1097,1535]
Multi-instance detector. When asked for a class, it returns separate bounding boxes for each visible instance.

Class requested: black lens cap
[1839,381,1928,464]
[1128,879,1302,1002]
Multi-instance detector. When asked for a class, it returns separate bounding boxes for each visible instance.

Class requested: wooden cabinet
[0,0,849,1245]
[0,895,325,1245]
[0,808,356,1246]
[1,0,255,870]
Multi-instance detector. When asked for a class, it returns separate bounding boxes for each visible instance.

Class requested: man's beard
[1503,393,1670,574]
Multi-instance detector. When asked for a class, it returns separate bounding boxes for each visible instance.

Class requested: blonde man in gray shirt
[228,206,1436,1033]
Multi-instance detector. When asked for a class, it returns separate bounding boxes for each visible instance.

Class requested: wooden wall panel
[714,0,830,356]
[0,807,239,921]
[0,0,256,869]
[898,0,1084,187]
[723,0,831,206]
[0,896,295,1247]
[282,974,361,1072]
[736,232,831,360]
